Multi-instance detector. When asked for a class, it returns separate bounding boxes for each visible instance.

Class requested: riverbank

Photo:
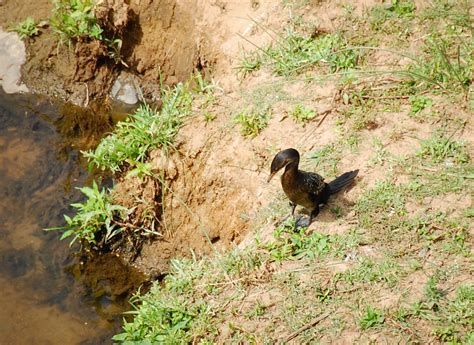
[2,0,473,343]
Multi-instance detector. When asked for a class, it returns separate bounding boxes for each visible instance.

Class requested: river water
[0,90,137,344]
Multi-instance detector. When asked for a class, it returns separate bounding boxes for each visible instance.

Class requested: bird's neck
[284,159,299,175]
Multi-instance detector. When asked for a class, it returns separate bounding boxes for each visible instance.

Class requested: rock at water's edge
[0,30,29,94]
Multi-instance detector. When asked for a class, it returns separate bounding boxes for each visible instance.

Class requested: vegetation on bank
[47,82,196,251]
[111,0,473,343]
[9,16,41,38]
[9,0,125,64]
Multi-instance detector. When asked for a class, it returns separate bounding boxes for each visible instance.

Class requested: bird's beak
[267,172,276,183]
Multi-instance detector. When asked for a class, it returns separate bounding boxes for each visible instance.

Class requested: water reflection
[0,90,139,345]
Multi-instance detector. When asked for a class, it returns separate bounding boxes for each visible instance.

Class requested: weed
[237,50,262,78]
[203,112,216,122]
[113,284,212,343]
[51,0,127,65]
[330,206,343,218]
[289,104,316,125]
[355,179,406,229]
[9,17,40,39]
[244,30,360,76]
[409,95,432,116]
[84,84,192,173]
[51,0,103,42]
[369,0,416,30]
[447,285,474,326]
[266,221,330,261]
[420,0,473,30]
[369,137,389,166]
[417,129,469,164]
[425,276,443,303]
[245,300,267,319]
[45,181,128,248]
[405,34,472,93]
[341,257,404,287]
[309,144,341,176]
[234,107,271,137]
[359,306,385,330]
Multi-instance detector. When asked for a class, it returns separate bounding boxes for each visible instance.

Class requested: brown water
[0,90,142,345]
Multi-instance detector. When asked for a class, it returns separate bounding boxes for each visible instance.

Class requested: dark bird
[267,148,359,226]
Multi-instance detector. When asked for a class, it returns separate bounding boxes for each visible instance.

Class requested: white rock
[0,30,29,94]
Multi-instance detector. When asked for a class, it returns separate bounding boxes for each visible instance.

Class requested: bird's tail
[328,170,359,194]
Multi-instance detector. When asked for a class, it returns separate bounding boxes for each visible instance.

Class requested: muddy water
[0,90,140,345]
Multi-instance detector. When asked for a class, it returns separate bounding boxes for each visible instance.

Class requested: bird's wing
[299,171,326,195]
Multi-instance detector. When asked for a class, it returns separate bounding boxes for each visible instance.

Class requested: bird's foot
[294,215,311,230]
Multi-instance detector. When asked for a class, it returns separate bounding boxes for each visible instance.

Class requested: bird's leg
[290,202,297,216]
[289,202,298,229]
[308,204,320,226]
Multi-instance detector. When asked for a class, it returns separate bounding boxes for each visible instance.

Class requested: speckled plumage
[268,148,358,225]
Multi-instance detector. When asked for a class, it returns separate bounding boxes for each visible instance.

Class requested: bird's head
[267,148,300,182]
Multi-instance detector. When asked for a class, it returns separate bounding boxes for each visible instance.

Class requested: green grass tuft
[359,306,385,330]
[51,0,103,42]
[84,84,192,173]
[9,17,40,39]
[234,107,271,137]
[45,181,129,248]
[289,104,316,125]
[417,130,470,164]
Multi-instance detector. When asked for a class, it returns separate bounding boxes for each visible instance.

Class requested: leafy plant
[113,287,207,343]
[269,32,359,75]
[237,50,262,77]
[409,95,432,115]
[234,107,271,137]
[370,0,416,31]
[203,112,216,122]
[290,104,316,125]
[46,181,128,248]
[84,84,192,173]
[417,130,469,164]
[51,0,103,42]
[267,224,333,261]
[359,306,385,330]
[406,35,472,92]
[9,17,40,39]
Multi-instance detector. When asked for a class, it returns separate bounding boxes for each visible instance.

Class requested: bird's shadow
[294,193,356,229]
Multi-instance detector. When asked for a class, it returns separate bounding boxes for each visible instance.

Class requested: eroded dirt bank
[0,0,277,105]
[0,0,293,276]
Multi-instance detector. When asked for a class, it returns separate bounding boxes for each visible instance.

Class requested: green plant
[9,17,39,39]
[290,104,316,125]
[369,0,416,31]
[266,220,323,261]
[355,179,406,229]
[245,30,359,76]
[203,112,216,122]
[405,35,472,93]
[359,306,385,330]
[51,0,103,42]
[84,84,192,173]
[409,95,432,115]
[234,107,271,137]
[46,181,128,247]
[237,50,262,77]
[342,257,403,287]
[425,276,443,303]
[417,130,469,164]
[113,285,210,343]
[309,143,341,176]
